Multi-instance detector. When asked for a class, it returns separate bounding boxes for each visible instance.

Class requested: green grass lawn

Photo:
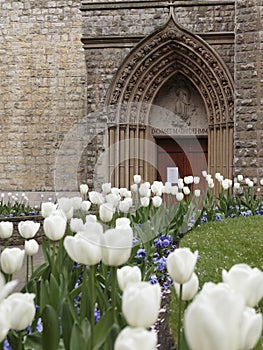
[169,215,263,349]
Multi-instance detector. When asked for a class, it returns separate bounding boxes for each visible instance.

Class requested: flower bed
[0,172,262,349]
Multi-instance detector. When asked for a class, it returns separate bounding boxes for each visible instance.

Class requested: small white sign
[167,167,178,183]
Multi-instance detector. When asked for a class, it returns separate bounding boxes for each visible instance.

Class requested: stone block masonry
[0,0,87,191]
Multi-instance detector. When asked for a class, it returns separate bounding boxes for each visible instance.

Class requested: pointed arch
[106,13,234,186]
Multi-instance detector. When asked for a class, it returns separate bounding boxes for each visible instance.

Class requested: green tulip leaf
[7,330,20,350]
[41,304,60,350]
[70,322,86,349]
[39,280,50,313]
[93,308,119,350]
[49,273,60,311]
[24,332,42,350]
[61,299,75,350]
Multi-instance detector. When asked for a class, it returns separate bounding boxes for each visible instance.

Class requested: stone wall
[0,0,87,191]
[234,0,263,181]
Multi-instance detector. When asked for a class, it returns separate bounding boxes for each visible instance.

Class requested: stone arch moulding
[105,11,234,188]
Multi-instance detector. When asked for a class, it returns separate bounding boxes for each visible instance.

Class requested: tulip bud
[0,247,25,275]
[122,282,161,328]
[117,266,142,291]
[139,183,151,197]
[130,184,138,192]
[193,176,200,184]
[237,174,244,182]
[183,186,191,195]
[167,248,198,284]
[0,222,13,239]
[101,228,133,266]
[118,198,132,213]
[89,191,105,205]
[18,221,40,239]
[194,189,201,197]
[114,326,157,350]
[43,215,67,241]
[6,292,36,331]
[24,239,39,256]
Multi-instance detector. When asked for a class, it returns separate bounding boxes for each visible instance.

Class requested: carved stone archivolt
[106,12,234,127]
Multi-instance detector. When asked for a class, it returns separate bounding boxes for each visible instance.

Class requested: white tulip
[81,200,91,212]
[167,248,198,284]
[101,228,133,266]
[115,218,131,230]
[41,202,58,218]
[118,198,132,213]
[248,180,254,188]
[176,192,184,201]
[0,247,25,275]
[193,176,200,184]
[6,292,36,331]
[106,193,121,208]
[43,215,67,241]
[184,282,245,350]
[202,170,207,177]
[122,282,161,328]
[139,183,150,197]
[71,196,82,210]
[171,185,179,195]
[117,265,142,291]
[233,182,240,190]
[85,214,97,223]
[79,184,89,195]
[222,263,263,307]
[178,179,184,189]
[70,218,84,233]
[89,191,105,205]
[239,307,262,350]
[57,197,74,219]
[174,272,199,301]
[119,188,129,197]
[194,189,201,197]
[114,326,157,350]
[102,182,111,194]
[151,181,163,196]
[99,202,115,222]
[133,175,142,184]
[0,273,18,302]
[64,230,101,266]
[24,239,39,256]
[130,183,138,193]
[0,301,11,341]
[18,221,40,239]
[183,186,191,195]
[152,196,162,207]
[237,174,244,182]
[140,197,150,207]
[0,222,13,239]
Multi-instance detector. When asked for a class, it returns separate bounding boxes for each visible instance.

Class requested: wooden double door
[157,137,208,183]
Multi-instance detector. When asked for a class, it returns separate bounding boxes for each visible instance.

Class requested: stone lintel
[81,0,235,11]
[81,32,234,49]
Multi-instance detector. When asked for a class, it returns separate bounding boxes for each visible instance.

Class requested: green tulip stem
[17,331,24,350]
[52,240,56,272]
[26,255,29,283]
[89,265,95,347]
[80,264,88,321]
[111,266,117,323]
[31,255,34,276]
[178,283,183,350]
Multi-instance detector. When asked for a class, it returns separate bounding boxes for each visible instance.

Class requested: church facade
[0,1,262,192]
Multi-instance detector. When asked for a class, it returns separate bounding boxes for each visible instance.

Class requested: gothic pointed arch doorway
[105,12,234,188]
